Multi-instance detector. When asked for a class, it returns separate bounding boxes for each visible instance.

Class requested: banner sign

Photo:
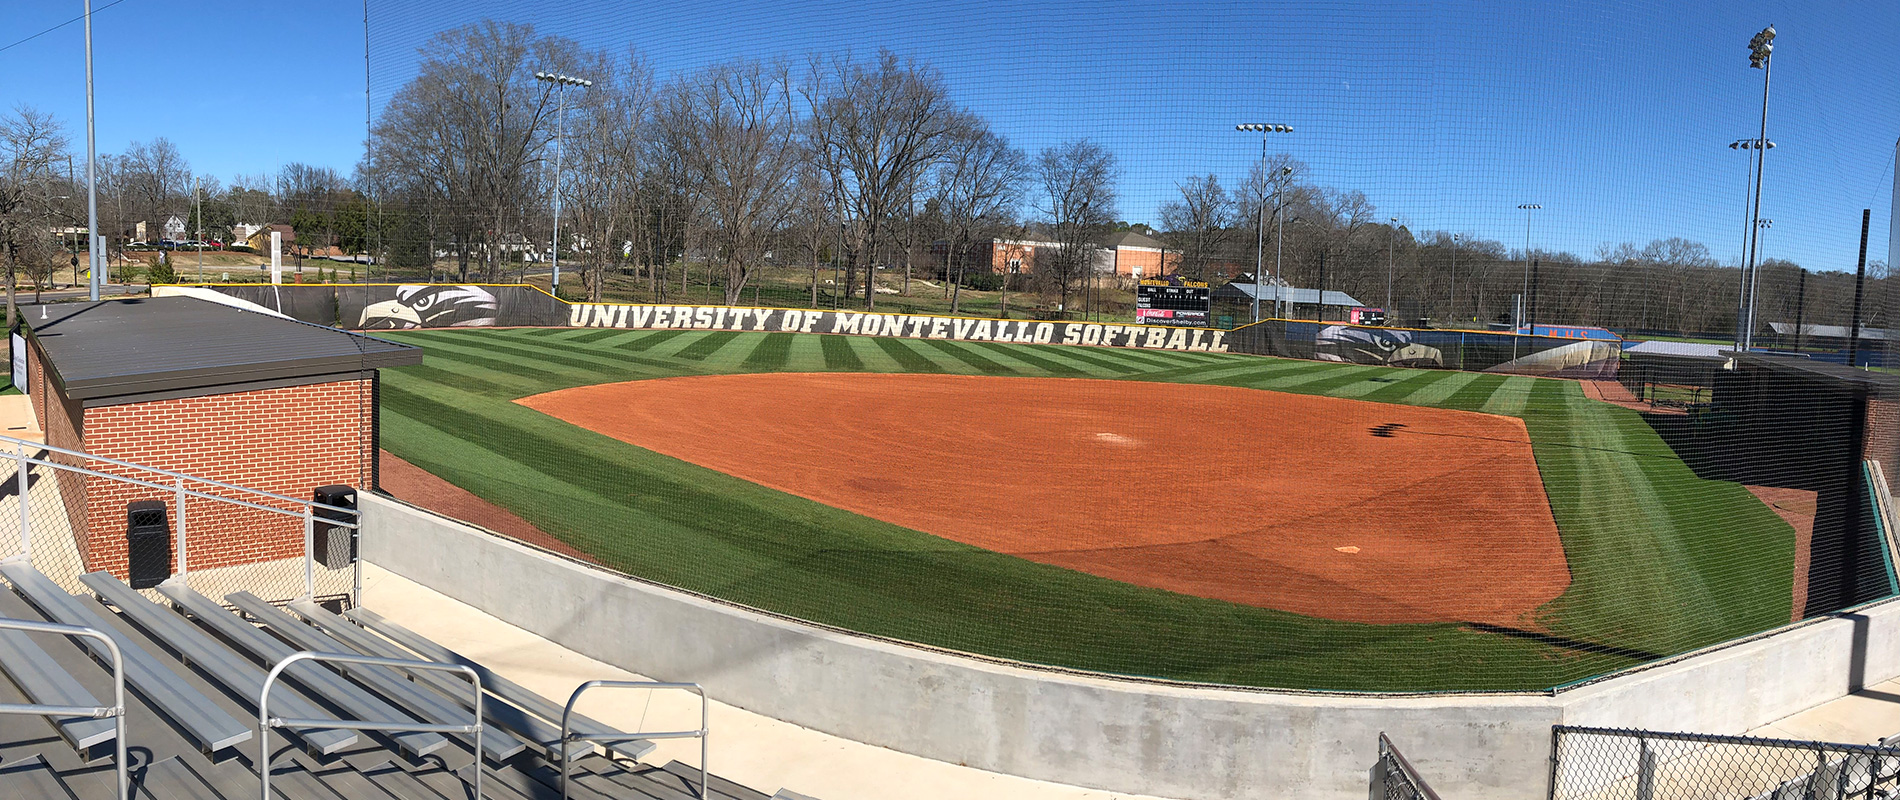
[1226,318,1621,378]
[566,302,1230,352]
[174,284,1230,353]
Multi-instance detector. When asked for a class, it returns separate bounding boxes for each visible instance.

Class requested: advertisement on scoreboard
[1136,278,1211,328]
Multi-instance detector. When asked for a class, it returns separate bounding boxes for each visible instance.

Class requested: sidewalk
[360,564,1179,800]
[1747,677,1900,745]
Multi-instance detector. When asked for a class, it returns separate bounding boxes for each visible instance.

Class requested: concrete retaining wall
[360,493,1900,800]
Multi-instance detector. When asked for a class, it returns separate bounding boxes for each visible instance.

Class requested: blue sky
[2,0,1894,272]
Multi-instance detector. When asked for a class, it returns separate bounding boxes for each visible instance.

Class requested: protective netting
[321,0,1900,691]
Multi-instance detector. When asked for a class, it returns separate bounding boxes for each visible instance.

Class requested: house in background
[244,223,295,252]
[231,222,267,243]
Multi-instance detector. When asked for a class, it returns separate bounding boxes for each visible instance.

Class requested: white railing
[560,680,708,800]
[258,651,482,800]
[0,618,127,800]
[0,433,360,605]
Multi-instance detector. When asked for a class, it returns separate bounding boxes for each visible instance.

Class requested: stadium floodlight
[535,72,594,291]
[1387,217,1399,311]
[1516,204,1540,332]
[1740,24,1776,349]
[1236,122,1295,321]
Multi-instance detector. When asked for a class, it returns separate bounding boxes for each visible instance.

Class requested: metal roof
[1214,282,1364,307]
[1728,351,1900,394]
[26,296,421,402]
[1766,322,1890,341]
[1624,340,1730,360]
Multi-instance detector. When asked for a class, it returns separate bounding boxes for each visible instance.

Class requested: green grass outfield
[377,328,1796,692]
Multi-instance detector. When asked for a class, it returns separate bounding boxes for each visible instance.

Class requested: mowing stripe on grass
[1024,344,1147,374]
[381,364,529,398]
[782,333,829,371]
[1439,373,1511,412]
[871,337,946,372]
[1201,361,1331,388]
[1354,369,1463,405]
[1480,376,1538,417]
[405,330,651,373]
[917,339,1016,374]
[1255,364,1375,392]
[1394,371,1483,406]
[384,334,579,383]
[566,328,628,344]
[511,334,706,371]
[1089,345,1221,370]
[965,342,1086,376]
[1329,368,1440,399]
[1135,358,1293,382]
[672,331,743,361]
[741,333,796,371]
[616,330,690,352]
[820,335,866,371]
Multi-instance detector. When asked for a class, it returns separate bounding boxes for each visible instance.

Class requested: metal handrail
[1377,732,1442,800]
[560,680,707,800]
[259,651,482,800]
[0,618,127,800]
[5,449,358,527]
[0,434,359,518]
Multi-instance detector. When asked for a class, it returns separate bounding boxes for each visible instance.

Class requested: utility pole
[84,0,102,301]
[1449,233,1460,325]
[1386,217,1398,312]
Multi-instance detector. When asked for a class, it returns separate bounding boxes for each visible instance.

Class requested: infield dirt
[518,372,1570,626]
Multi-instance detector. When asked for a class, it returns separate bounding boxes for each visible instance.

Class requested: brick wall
[24,337,89,562]
[1869,398,1900,493]
[79,378,373,581]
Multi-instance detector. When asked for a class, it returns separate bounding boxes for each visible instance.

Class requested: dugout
[17,296,421,583]
[1618,340,1727,407]
[1711,353,1900,616]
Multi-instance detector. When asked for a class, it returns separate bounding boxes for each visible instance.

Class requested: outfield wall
[360,493,1900,800]
[161,283,1615,371]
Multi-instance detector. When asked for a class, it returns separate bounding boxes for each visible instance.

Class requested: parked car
[157,239,179,249]
[127,240,149,248]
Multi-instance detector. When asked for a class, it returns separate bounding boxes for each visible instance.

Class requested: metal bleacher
[0,558,802,800]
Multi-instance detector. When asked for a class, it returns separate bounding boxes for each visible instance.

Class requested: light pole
[1741,24,1776,351]
[1449,233,1460,325]
[1516,203,1540,331]
[84,0,101,301]
[1746,218,1772,345]
[535,71,593,294]
[1386,217,1399,312]
[1236,123,1292,322]
[1272,165,1293,318]
[1729,138,1774,348]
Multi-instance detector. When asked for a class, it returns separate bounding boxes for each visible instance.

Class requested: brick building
[935,232,1184,280]
[21,297,420,582]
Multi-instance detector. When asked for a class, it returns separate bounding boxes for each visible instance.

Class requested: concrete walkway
[1748,677,1900,745]
[360,564,1180,800]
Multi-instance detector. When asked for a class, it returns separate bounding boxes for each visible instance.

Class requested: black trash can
[312,485,357,570]
[126,500,170,589]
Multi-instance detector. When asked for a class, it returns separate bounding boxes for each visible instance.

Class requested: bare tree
[121,137,190,240]
[660,59,801,305]
[1158,174,1233,282]
[0,107,69,328]
[933,122,1025,314]
[1033,138,1116,316]
[803,50,965,308]
[562,48,653,301]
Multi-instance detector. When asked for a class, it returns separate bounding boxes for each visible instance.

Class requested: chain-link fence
[0,436,357,608]
[1375,733,1444,800]
[1550,726,1900,800]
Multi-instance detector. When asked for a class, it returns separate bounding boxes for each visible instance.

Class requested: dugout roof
[25,296,421,404]
[1727,351,1900,396]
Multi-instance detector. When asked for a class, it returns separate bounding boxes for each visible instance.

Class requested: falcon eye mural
[1314,325,1447,368]
[357,285,501,329]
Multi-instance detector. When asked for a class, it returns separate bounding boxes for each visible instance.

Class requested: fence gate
[1550,725,1900,800]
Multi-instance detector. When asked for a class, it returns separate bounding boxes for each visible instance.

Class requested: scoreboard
[1135,278,1211,327]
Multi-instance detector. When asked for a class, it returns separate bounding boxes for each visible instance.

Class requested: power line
[0,0,131,56]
